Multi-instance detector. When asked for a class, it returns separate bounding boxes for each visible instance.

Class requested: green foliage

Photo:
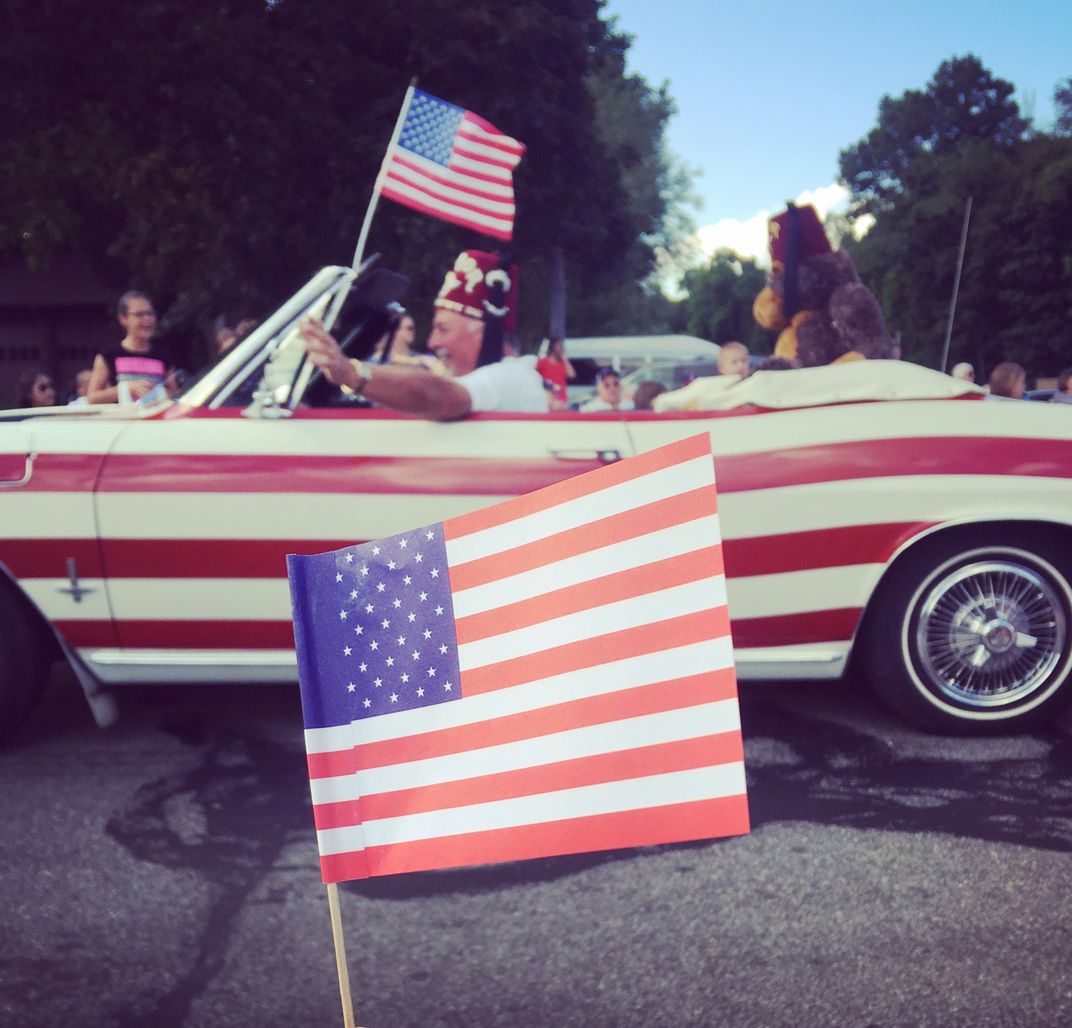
[1056,78,1072,136]
[680,251,769,349]
[0,0,692,361]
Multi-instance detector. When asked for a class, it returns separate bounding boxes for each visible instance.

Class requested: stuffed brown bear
[752,203,894,366]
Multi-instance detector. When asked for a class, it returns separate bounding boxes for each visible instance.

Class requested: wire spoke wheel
[914,561,1066,707]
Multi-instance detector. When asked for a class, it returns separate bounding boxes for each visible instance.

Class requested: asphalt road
[3,667,1072,1028]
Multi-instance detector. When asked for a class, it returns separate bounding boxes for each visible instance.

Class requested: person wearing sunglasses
[15,368,57,409]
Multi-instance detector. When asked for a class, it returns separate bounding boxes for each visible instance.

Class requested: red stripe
[381,188,512,240]
[463,606,731,696]
[7,452,104,492]
[455,546,725,644]
[52,619,119,648]
[316,732,744,829]
[449,485,718,593]
[391,152,516,201]
[95,453,596,495]
[0,538,104,578]
[446,434,712,541]
[457,118,524,159]
[319,793,750,881]
[452,138,520,172]
[730,607,861,647]
[715,436,1072,494]
[384,165,515,217]
[723,522,934,577]
[311,667,740,778]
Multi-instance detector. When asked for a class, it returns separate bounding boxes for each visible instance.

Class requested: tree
[0,0,694,362]
[839,55,1028,216]
[1055,77,1072,136]
[679,251,769,349]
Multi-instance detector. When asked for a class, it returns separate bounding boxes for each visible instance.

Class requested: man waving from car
[300,250,547,419]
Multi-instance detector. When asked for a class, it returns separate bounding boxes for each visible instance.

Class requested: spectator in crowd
[536,337,575,410]
[951,361,975,383]
[1051,367,1072,405]
[372,311,447,375]
[299,249,546,418]
[15,368,57,408]
[87,291,173,404]
[580,366,633,412]
[66,368,93,405]
[988,361,1027,399]
[632,380,667,411]
[717,341,750,378]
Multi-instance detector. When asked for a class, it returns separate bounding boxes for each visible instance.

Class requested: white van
[551,335,721,405]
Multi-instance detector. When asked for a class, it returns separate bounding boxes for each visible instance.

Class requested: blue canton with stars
[398,89,466,167]
[334,525,461,720]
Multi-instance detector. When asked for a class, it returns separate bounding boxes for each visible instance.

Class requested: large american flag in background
[379,88,525,241]
[287,434,748,883]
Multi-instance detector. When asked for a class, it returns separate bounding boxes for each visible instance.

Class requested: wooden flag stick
[326,882,357,1028]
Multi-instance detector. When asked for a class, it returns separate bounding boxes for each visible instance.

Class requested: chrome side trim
[734,645,849,680]
[80,648,298,685]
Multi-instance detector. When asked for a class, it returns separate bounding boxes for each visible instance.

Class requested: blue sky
[603,0,1070,257]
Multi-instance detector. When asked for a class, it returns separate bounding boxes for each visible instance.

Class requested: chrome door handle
[549,448,621,464]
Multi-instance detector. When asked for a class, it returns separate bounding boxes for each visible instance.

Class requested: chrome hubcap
[914,560,1068,707]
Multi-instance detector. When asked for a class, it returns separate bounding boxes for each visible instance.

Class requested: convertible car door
[89,406,634,682]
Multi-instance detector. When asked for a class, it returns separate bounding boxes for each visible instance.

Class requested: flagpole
[325,883,357,1028]
[352,79,418,270]
[939,195,972,373]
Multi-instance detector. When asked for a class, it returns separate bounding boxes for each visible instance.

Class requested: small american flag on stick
[287,434,749,883]
[379,88,524,241]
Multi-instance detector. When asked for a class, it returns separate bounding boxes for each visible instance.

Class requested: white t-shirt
[579,397,635,413]
[457,356,548,413]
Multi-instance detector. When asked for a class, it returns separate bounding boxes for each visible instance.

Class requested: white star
[363,697,372,708]
[359,662,367,672]
[426,530,434,540]
[393,598,402,608]
[444,681,453,691]
[399,538,408,549]
[364,603,374,614]
[349,589,358,600]
[390,692,399,703]
[335,573,343,583]
[427,666,436,678]
[370,640,379,651]
[345,553,354,564]
[431,568,440,578]
[376,582,385,593]
[354,625,363,636]
[372,545,380,556]
[407,612,417,623]
[397,635,406,646]
[381,618,390,629]
[415,553,423,563]
[387,560,397,570]
[343,646,352,656]
[417,686,425,697]
[347,682,356,692]
[411,650,421,661]
[338,610,348,620]
[374,677,383,687]
[423,629,432,640]
[435,605,444,616]
[400,672,410,683]
[419,591,428,602]
[439,644,447,655]
[403,575,412,586]
[360,565,369,577]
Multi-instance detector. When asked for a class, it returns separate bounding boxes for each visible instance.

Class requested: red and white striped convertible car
[2,265,1071,736]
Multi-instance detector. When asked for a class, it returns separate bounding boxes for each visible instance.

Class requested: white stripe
[391,149,515,197]
[457,118,524,158]
[305,636,735,753]
[458,575,728,671]
[446,455,716,565]
[453,134,524,168]
[448,150,514,182]
[383,180,512,233]
[310,699,741,806]
[384,161,515,216]
[450,514,722,619]
[0,494,99,539]
[317,761,746,854]
[21,578,112,620]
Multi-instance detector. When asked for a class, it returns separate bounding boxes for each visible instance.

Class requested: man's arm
[299,318,472,421]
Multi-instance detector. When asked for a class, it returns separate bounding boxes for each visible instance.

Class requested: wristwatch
[340,358,373,397]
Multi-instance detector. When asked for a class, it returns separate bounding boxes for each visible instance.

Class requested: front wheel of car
[0,586,52,739]
[862,535,1072,734]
